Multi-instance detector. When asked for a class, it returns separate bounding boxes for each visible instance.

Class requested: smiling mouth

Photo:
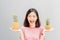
[30,20,35,23]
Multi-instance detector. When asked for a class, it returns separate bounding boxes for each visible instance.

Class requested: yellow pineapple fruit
[11,15,19,30]
[45,18,51,30]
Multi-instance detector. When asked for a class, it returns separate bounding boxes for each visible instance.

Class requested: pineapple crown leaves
[13,15,18,22]
[46,18,50,25]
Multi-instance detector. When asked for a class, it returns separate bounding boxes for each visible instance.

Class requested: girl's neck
[29,24,35,28]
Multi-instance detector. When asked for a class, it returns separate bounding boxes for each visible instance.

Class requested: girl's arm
[40,30,45,40]
[19,29,24,40]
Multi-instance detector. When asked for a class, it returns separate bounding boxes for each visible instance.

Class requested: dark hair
[24,8,41,28]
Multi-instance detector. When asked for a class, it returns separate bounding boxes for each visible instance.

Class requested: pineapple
[45,18,51,30]
[11,15,19,30]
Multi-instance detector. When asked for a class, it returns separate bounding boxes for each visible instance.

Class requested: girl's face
[27,12,37,27]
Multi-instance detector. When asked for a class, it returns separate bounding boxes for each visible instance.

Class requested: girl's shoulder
[39,26,44,29]
[39,26,44,31]
[20,26,28,30]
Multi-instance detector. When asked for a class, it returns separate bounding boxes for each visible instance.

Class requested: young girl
[19,8,45,40]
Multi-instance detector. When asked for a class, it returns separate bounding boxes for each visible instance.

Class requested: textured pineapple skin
[12,22,19,30]
[45,25,51,30]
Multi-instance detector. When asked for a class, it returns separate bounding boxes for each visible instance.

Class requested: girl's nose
[30,16,34,19]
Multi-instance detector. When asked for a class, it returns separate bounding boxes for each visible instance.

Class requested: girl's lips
[30,20,34,23]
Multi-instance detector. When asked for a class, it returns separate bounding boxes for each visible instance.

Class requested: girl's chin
[29,22,35,24]
[29,23,35,26]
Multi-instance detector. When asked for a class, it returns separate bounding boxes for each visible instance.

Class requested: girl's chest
[23,29,41,38]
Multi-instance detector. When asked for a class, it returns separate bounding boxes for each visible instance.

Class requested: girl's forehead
[28,12,36,15]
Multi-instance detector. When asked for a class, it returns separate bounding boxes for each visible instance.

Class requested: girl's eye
[33,16,35,17]
[28,15,31,17]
